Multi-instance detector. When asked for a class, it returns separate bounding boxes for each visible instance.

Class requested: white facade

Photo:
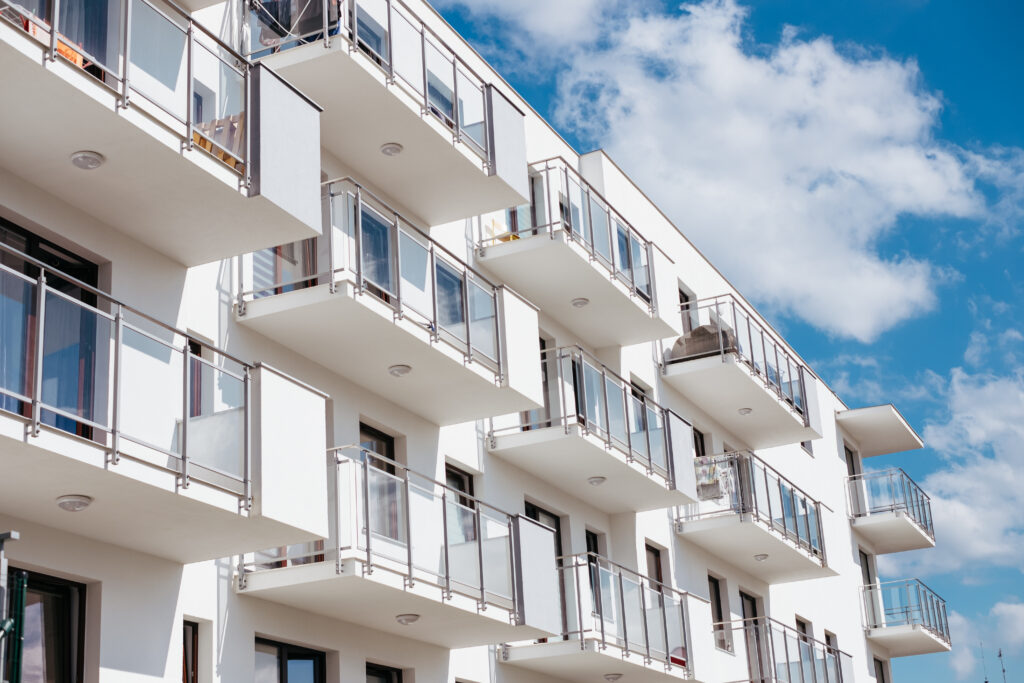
[0,0,948,681]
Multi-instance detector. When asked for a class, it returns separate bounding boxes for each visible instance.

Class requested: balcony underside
[852,512,935,554]
[261,43,524,225]
[238,279,539,425]
[0,23,319,266]
[0,411,321,563]
[866,624,951,657]
[489,426,693,513]
[478,233,675,347]
[662,355,817,450]
[238,557,546,648]
[502,639,691,683]
[676,515,835,583]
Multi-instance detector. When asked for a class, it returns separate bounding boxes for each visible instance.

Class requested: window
[4,568,86,683]
[800,440,813,455]
[366,662,403,683]
[254,639,325,683]
[359,423,396,471]
[679,287,695,333]
[873,658,889,683]
[708,575,731,650]
[183,621,199,683]
[824,631,838,652]
[445,463,475,507]
[844,444,859,477]
[644,544,663,586]
[693,428,707,458]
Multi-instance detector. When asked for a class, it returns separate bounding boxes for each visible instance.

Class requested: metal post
[429,243,439,341]
[243,62,252,190]
[440,489,451,598]
[402,472,413,586]
[321,0,329,47]
[180,341,191,489]
[326,187,337,292]
[121,0,132,108]
[559,349,570,434]
[618,570,630,655]
[462,269,471,361]
[186,23,195,150]
[474,506,486,609]
[362,453,373,574]
[574,560,584,648]
[659,588,670,667]
[110,304,124,464]
[642,399,653,472]
[451,55,459,141]
[392,214,402,318]
[419,21,428,111]
[0,530,20,671]
[30,272,46,437]
[639,576,652,662]
[600,365,612,450]
[354,187,363,293]
[242,366,252,510]
[47,0,60,61]
[593,556,606,649]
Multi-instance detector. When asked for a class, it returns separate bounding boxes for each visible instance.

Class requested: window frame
[366,662,403,683]
[4,568,87,683]
[254,637,326,683]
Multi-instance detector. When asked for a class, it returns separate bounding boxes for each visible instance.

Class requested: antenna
[997,648,1007,683]
[981,642,990,683]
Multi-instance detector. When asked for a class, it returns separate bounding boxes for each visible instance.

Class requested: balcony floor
[239,557,547,648]
[502,638,691,683]
[260,42,526,224]
[866,624,951,657]
[0,22,319,266]
[0,409,322,563]
[478,232,677,347]
[851,511,935,554]
[662,355,818,450]
[675,514,836,583]
[489,425,693,513]
[238,278,539,424]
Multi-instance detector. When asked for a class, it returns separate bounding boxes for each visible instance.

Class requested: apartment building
[0,0,950,681]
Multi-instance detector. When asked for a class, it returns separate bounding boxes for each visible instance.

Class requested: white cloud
[992,602,1024,649]
[947,612,978,680]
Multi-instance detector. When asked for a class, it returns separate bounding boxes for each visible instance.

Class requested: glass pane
[58,0,122,74]
[589,197,611,262]
[457,69,486,151]
[360,206,395,295]
[481,508,512,599]
[622,574,646,655]
[628,395,648,461]
[41,292,111,430]
[664,594,687,666]
[435,260,465,341]
[582,361,606,433]
[253,240,316,297]
[446,498,480,591]
[367,467,406,553]
[187,358,244,479]
[599,566,624,644]
[355,0,389,63]
[647,406,666,470]
[425,40,454,122]
[120,327,183,454]
[391,8,422,92]
[645,587,667,657]
[192,43,246,161]
[606,378,628,446]
[130,0,188,121]
[468,281,496,360]
[254,642,280,683]
[408,481,444,577]
[21,588,71,683]
[566,178,589,239]
[631,234,650,298]
[398,231,431,318]
[0,268,35,411]
[287,659,317,683]
[614,222,631,279]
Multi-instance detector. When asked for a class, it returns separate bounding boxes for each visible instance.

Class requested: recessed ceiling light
[388,364,412,377]
[604,675,623,682]
[70,151,105,170]
[738,407,753,416]
[380,142,404,156]
[754,553,769,562]
[56,494,93,512]
[571,297,590,308]
[588,476,607,486]
[395,613,420,625]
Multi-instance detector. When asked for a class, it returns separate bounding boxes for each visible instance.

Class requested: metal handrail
[862,579,950,643]
[684,451,827,562]
[0,240,253,500]
[847,468,934,538]
[487,344,684,484]
[720,617,853,683]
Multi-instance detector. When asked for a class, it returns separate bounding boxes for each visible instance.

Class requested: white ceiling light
[56,494,93,512]
[588,476,607,486]
[380,142,404,156]
[70,151,105,170]
[753,553,769,562]
[738,407,753,416]
[395,613,420,625]
[388,364,412,378]
[571,297,590,308]
[604,675,623,682]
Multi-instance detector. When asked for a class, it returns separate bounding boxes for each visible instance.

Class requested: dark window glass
[4,568,86,683]
[693,428,707,458]
[359,423,396,472]
[645,544,663,586]
[366,663,402,683]
[445,464,474,509]
[845,445,859,477]
[801,440,813,455]
[254,639,325,683]
[873,658,888,683]
[183,621,199,683]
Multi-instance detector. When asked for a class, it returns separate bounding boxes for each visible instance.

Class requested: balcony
[835,404,923,457]
[476,157,681,347]
[237,448,561,648]
[488,346,698,513]
[237,178,542,425]
[0,244,329,562]
[0,0,322,266]
[863,580,951,656]
[501,553,695,683]
[675,452,834,583]
[244,0,528,224]
[663,295,818,450]
[716,618,854,683]
[848,469,935,554]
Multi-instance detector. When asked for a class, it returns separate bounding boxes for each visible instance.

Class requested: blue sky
[433,1,1024,680]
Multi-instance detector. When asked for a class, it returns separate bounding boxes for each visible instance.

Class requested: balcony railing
[1,0,251,175]
[721,617,853,683]
[243,447,522,613]
[682,452,826,562]
[556,552,692,673]
[0,241,252,500]
[245,0,491,161]
[863,580,950,644]
[667,294,808,422]
[239,177,502,374]
[848,469,934,539]
[479,157,655,308]
[488,345,686,487]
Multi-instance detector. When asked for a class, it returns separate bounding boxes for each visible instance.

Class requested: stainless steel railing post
[29,271,46,437]
[180,340,191,488]
[110,304,123,464]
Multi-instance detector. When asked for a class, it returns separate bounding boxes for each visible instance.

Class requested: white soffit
[836,404,923,457]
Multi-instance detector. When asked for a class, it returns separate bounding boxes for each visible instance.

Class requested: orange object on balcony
[21,18,85,67]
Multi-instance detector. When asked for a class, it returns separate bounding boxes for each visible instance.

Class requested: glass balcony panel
[41,291,112,430]
[390,6,422,93]
[252,239,317,298]
[647,405,667,471]
[644,586,667,658]
[606,377,629,447]
[457,69,486,152]
[779,483,797,536]
[630,234,650,299]
[480,507,512,599]
[129,0,188,121]
[192,42,246,162]
[398,230,432,319]
[598,565,624,644]
[614,221,631,282]
[360,205,396,296]
[807,502,821,553]
[408,479,444,578]
[628,395,649,462]
[425,39,455,123]
[57,0,123,75]
[588,197,612,264]
[445,498,480,591]
[799,638,816,683]
[366,466,407,554]
[0,267,36,411]
[664,593,687,665]
[621,574,646,655]
[795,496,810,546]
[565,178,590,241]
[580,360,606,434]
[355,0,390,64]
[435,259,466,342]
[187,358,244,478]
[468,279,497,362]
